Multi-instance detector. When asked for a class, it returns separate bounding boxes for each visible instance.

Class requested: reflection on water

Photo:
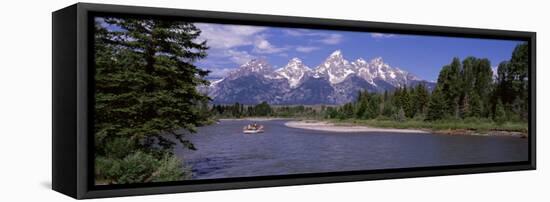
[173,120,528,180]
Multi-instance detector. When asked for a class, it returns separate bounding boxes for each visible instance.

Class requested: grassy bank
[213,115,528,137]
[328,117,528,134]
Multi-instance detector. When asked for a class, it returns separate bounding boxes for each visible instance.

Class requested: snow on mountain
[352,56,424,88]
[406,72,421,81]
[492,66,499,79]
[227,59,272,79]
[313,50,357,84]
[363,57,415,87]
[369,57,393,80]
[209,78,224,87]
[352,58,376,85]
[206,50,432,104]
[274,57,312,88]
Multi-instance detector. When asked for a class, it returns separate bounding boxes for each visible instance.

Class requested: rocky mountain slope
[205,50,435,105]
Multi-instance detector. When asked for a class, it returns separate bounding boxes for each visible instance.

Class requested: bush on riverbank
[95,151,191,184]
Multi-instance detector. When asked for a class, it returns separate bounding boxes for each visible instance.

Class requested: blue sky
[194,22,524,81]
[95,17,524,81]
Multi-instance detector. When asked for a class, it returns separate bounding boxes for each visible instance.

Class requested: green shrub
[95,151,190,184]
[412,114,426,121]
[394,107,406,122]
[494,100,507,125]
[153,154,192,182]
[103,137,136,159]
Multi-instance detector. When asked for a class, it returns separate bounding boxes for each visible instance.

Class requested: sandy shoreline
[217,118,526,137]
[285,120,427,133]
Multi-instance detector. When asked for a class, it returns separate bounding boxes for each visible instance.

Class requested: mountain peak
[240,58,271,72]
[243,58,269,66]
[329,50,343,57]
[289,57,303,64]
[406,72,421,81]
[371,57,384,64]
[274,57,311,88]
[355,58,367,65]
[314,50,356,84]
[227,58,272,79]
[282,57,310,70]
[207,51,436,105]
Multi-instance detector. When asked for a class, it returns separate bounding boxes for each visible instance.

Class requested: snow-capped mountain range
[204,50,435,105]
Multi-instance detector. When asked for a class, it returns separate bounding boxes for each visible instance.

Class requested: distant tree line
[329,43,529,123]
[211,101,322,118]
[215,43,529,125]
[325,83,430,121]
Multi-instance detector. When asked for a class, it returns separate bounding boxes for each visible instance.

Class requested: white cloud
[283,29,343,45]
[194,23,271,66]
[319,34,342,45]
[195,23,267,49]
[278,53,289,57]
[371,33,396,38]
[203,67,234,78]
[253,37,288,54]
[224,49,255,65]
[295,46,320,53]
[282,29,311,37]
[194,24,346,72]
[199,48,254,66]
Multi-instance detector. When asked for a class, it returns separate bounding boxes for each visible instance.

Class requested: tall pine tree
[426,87,446,121]
[94,17,210,183]
[495,43,528,120]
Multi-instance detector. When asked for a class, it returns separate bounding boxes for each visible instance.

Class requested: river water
[173,120,528,180]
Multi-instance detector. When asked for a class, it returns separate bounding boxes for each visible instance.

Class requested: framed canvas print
[52,3,536,199]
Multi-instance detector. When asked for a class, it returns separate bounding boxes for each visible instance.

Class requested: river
[173,119,528,180]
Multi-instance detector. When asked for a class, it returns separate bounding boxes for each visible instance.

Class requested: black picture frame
[52,3,536,199]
